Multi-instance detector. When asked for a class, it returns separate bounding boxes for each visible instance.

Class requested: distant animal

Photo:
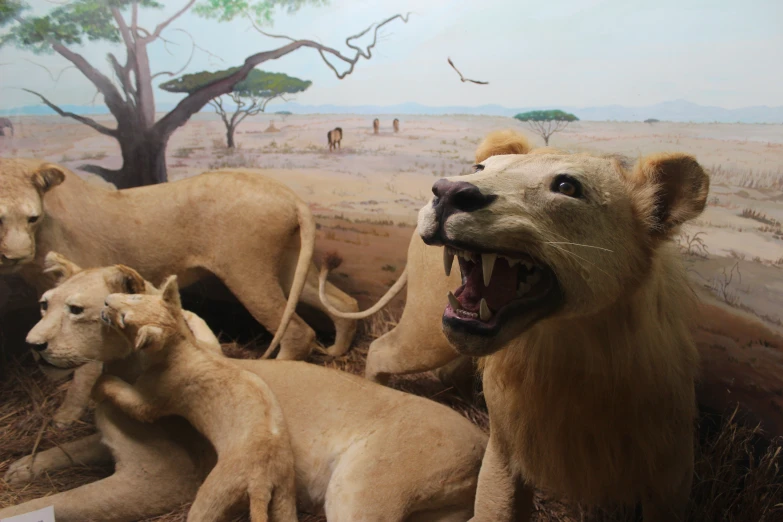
[0,117,13,137]
[97,274,298,522]
[447,57,489,85]
[393,118,400,133]
[373,118,380,135]
[327,127,343,152]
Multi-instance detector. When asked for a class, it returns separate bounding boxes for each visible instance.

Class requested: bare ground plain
[1,114,783,520]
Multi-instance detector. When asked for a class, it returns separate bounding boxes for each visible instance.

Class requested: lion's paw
[52,404,84,429]
[4,455,37,485]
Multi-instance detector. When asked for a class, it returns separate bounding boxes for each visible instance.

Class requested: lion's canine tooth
[443,247,454,277]
[479,298,492,321]
[448,291,462,310]
[482,253,497,287]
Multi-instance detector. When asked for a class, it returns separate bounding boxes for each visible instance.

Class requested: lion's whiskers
[545,241,614,253]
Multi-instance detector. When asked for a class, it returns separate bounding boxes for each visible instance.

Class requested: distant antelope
[393,118,400,133]
[327,127,343,152]
[0,117,13,137]
[373,118,379,135]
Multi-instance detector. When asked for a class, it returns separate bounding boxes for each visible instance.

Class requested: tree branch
[145,0,197,43]
[110,6,135,50]
[22,58,75,85]
[155,13,410,139]
[108,53,136,104]
[49,41,129,120]
[22,89,117,137]
[249,12,412,80]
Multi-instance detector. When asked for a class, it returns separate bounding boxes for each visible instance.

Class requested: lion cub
[95,275,297,522]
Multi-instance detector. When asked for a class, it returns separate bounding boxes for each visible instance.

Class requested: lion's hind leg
[187,460,251,522]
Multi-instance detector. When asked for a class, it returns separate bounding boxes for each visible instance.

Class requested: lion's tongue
[456,258,518,312]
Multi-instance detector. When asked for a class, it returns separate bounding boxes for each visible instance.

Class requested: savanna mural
[1,1,782,521]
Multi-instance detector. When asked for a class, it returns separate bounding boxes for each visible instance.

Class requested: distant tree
[0,1,410,188]
[161,69,310,148]
[513,110,579,146]
[644,118,660,124]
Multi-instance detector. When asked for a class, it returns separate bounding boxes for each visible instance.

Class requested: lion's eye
[473,164,485,172]
[39,301,48,313]
[551,175,583,198]
[68,305,84,315]
[28,215,40,224]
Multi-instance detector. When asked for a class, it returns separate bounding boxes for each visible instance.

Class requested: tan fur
[373,118,380,134]
[327,127,343,152]
[96,275,297,522]
[1,158,360,422]
[317,130,538,389]
[411,129,707,521]
[1,257,487,522]
[393,118,400,133]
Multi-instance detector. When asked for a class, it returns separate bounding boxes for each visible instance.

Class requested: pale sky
[0,0,781,111]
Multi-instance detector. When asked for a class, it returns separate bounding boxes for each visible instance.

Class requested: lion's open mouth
[442,245,561,337]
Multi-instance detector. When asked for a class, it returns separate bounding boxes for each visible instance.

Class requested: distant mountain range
[2,99,782,124]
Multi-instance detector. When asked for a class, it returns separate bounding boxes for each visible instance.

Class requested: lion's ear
[31,164,66,193]
[474,130,533,163]
[134,325,164,351]
[628,152,710,239]
[42,252,82,285]
[160,275,181,309]
[106,265,146,294]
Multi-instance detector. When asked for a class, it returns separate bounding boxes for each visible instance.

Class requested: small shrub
[739,208,780,227]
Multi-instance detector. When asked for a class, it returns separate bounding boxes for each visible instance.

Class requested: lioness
[373,118,380,134]
[393,118,400,133]
[0,255,488,522]
[98,276,297,522]
[0,158,359,423]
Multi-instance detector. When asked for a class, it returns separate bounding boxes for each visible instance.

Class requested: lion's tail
[261,199,316,360]
[318,263,408,320]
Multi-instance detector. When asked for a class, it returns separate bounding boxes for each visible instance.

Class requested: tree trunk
[226,125,236,148]
[543,135,550,146]
[82,129,168,189]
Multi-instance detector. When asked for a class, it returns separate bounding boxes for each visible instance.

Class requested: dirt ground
[1,114,783,520]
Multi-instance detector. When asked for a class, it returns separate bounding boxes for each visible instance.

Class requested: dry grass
[1,303,782,521]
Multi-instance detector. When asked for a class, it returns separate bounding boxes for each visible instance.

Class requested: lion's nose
[29,342,48,352]
[431,179,496,214]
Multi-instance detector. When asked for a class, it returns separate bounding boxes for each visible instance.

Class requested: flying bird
[447,57,489,85]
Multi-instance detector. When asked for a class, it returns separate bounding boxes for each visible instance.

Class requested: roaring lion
[373,118,380,134]
[0,158,359,424]
[327,126,343,152]
[323,130,708,520]
[0,256,487,522]
[98,275,297,522]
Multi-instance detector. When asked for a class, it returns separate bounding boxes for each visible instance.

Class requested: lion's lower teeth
[456,309,478,319]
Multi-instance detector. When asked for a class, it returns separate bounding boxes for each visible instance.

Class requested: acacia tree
[514,109,579,146]
[161,68,310,148]
[0,1,410,188]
